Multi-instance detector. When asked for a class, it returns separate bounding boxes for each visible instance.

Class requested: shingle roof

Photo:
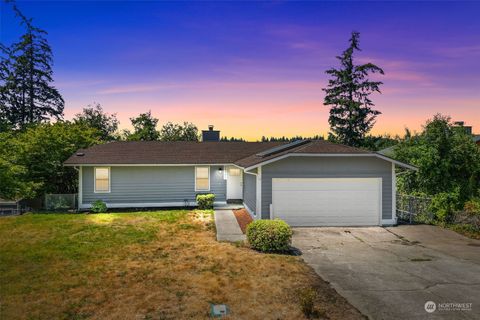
[64,141,285,165]
[64,140,371,167]
[235,140,369,168]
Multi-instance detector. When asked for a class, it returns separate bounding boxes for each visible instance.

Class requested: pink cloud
[96,80,325,95]
[435,45,480,58]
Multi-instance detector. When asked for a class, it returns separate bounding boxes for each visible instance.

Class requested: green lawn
[0,211,362,320]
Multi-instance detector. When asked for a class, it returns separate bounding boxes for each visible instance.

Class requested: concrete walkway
[214,209,246,242]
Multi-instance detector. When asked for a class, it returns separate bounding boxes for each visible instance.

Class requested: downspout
[73,166,82,211]
[242,168,260,219]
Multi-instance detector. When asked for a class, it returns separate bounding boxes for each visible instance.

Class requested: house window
[94,167,110,193]
[195,166,210,191]
[228,168,241,176]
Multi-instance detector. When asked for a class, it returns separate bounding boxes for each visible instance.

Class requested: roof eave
[63,162,244,167]
[242,152,418,172]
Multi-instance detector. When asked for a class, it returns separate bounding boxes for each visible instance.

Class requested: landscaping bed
[0,210,363,319]
[233,208,253,233]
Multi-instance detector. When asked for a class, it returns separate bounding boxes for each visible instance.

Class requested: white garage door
[272,178,381,226]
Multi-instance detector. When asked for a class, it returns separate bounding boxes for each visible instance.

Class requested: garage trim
[382,162,397,225]
[244,153,418,172]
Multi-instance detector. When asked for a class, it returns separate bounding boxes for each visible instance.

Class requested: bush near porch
[246,219,293,253]
[196,193,215,209]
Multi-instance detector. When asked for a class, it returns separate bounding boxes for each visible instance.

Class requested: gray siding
[82,165,226,206]
[261,156,392,220]
[243,172,256,214]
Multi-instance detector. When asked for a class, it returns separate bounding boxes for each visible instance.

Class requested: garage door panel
[273,190,378,200]
[275,215,378,226]
[272,178,381,227]
[272,206,377,215]
[272,178,379,191]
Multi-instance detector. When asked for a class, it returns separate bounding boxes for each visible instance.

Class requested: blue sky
[1,1,479,139]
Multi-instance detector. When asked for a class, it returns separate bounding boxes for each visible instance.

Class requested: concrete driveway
[293,225,480,319]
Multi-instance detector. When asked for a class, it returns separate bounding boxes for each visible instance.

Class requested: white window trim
[195,166,210,192]
[94,167,111,193]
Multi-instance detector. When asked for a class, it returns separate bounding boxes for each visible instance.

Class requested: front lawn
[0,211,362,319]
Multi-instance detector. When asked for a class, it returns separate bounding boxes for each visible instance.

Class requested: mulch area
[233,209,253,234]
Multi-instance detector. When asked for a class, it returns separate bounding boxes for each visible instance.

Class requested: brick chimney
[202,125,220,141]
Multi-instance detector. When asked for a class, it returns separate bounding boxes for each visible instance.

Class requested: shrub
[464,198,480,215]
[297,287,318,319]
[91,200,107,213]
[246,219,292,252]
[429,191,461,223]
[196,193,215,209]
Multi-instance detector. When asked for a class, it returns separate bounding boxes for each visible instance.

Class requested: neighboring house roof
[0,198,18,205]
[64,140,416,170]
[473,135,480,144]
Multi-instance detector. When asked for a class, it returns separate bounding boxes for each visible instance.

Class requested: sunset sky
[1,1,479,140]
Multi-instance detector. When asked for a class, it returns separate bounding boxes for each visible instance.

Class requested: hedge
[91,200,107,213]
[196,194,215,209]
[246,219,292,252]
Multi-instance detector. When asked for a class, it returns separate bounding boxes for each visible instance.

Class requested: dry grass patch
[0,211,363,320]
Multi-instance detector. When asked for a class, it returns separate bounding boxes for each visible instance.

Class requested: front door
[226,166,243,200]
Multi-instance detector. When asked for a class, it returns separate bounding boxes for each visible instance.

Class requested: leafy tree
[0,122,100,199]
[0,2,64,129]
[361,134,399,151]
[73,103,119,141]
[160,121,199,141]
[0,131,39,200]
[323,31,384,147]
[0,115,11,132]
[125,110,160,141]
[394,114,480,201]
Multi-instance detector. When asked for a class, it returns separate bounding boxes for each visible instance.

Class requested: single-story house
[64,128,416,226]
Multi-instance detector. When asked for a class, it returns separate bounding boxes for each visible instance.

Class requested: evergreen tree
[0,2,64,129]
[323,32,384,147]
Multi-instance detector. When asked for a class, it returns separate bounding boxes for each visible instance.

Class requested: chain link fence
[396,193,434,224]
[45,194,78,211]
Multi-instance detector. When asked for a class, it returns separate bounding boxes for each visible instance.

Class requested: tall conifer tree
[323,32,384,147]
[0,1,64,129]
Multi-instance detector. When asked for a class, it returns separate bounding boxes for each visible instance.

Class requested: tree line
[0,2,386,148]
[1,1,478,215]
[72,104,200,142]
